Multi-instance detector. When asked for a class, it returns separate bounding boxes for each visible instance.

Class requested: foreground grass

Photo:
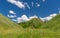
[0,29,60,38]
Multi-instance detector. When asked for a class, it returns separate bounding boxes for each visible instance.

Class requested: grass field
[0,14,60,38]
[0,29,60,38]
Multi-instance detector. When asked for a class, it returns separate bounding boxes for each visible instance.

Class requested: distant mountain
[18,18,44,28]
[41,14,60,30]
[0,14,22,30]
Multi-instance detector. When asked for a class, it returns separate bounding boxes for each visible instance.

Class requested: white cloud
[24,2,30,9]
[29,15,38,20]
[17,15,38,23]
[31,2,40,7]
[36,3,40,7]
[7,15,16,18]
[9,13,57,23]
[40,17,45,21]
[9,10,16,14]
[7,0,25,9]
[21,15,29,21]
[42,0,45,2]
[40,13,57,22]
[17,15,29,23]
[17,17,23,23]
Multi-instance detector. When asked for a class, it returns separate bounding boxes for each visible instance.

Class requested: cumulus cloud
[7,15,16,18]
[17,15,38,23]
[9,10,16,14]
[40,17,45,22]
[17,17,22,23]
[17,15,29,23]
[29,15,38,20]
[40,13,57,22]
[8,13,57,23]
[21,15,29,21]
[7,0,25,9]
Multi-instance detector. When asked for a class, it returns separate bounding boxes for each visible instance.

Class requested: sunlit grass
[0,29,60,38]
[0,14,60,38]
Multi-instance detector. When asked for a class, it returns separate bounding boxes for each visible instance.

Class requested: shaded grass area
[18,18,44,28]
[0,29,60,38]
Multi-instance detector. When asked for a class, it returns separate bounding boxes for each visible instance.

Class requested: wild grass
[0,14,60,38]
[0,29,60,38]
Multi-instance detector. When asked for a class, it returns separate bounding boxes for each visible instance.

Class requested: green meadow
[0,29,60,38]
[0,14,60,38]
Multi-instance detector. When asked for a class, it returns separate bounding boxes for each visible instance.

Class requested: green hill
[41,14,60,31]
[0,14,60,38]
[0,14,22,30]
[18,18,44,28]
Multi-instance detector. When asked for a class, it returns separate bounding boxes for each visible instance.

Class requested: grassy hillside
[18,18,44,28]
[0,29,60,38]
[0,14,22,30]
[0,14,60,38]
[41,14,60,31]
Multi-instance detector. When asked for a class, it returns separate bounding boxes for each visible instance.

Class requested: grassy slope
[0,14,60,38]
[0,29,60,38]
[41,14,60,31]
[18,18,44,28]
[0,14,22,30]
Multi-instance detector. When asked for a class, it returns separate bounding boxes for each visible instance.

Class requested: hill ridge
[41,14,60,30]
[18,18,44,28]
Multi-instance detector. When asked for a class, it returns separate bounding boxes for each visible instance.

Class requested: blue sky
[0,0,60,22]
[0,0,60,17]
